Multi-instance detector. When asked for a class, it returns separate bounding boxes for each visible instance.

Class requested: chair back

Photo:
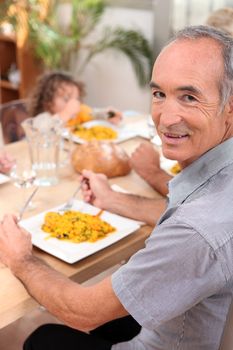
[0,99,29,144]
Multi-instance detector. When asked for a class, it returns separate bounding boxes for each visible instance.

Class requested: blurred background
[57,0,233,112]
[1,0,233,114]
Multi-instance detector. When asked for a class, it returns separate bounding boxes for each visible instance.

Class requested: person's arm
[92,107,123,125]
[130,142,172,196]
[81,170,166,226]
[0,215,127,331]
[58,99,81,123]
[0,152,15,174]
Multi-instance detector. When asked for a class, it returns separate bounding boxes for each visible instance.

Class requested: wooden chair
[0,99,29,144]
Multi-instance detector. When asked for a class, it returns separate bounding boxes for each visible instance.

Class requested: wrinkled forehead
[152,38,224,83]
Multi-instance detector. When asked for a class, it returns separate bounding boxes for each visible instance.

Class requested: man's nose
[158,102,183,127]
[159,113,182,127]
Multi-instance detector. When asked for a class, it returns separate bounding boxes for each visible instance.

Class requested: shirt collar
[168,137,233,208]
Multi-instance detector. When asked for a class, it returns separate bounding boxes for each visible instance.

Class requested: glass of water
[10,158,37,211]
[21,116,62,186]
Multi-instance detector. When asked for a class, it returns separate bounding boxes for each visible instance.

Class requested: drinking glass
[60,128,73,167]
[10,158,37,211]
[22,117,62,186]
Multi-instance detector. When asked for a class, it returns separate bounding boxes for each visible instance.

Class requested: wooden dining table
[0,125,161,329]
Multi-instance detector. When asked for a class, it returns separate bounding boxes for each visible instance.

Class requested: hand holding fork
[58,179,89,212]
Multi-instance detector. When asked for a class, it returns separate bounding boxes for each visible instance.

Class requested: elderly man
[1,25,233,350]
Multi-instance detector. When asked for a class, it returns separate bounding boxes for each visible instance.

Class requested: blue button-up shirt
[112,137,233,350]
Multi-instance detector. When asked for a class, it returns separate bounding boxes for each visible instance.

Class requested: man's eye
[183,94,197,102]
[152,91,165,99]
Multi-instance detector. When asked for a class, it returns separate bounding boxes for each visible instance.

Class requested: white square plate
[68,120,138,144]
[0,173,9,185]
[20,200,141,264]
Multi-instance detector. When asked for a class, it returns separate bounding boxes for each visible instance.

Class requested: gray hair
[169,25,233,110]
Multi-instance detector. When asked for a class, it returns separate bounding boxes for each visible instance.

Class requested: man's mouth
[163,132,189,139]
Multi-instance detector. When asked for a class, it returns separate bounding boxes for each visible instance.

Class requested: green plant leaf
[82,27,154,86]
[70,0,105,40]
[0,0,154,86]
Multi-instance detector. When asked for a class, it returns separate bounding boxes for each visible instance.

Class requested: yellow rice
[72,125,117,141]
[41,210,116,243]
[170,162,181,175]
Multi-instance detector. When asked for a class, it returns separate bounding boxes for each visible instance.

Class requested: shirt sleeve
[111,217,226,330]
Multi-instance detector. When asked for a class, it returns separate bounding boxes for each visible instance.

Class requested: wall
[78,6,154,113]
[58,0,172,113]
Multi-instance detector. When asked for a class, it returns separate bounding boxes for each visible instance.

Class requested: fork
[58,184,82,212]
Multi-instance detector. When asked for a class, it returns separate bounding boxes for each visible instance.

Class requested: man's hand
[130,142,171,196]
[0,215,32,271]
[130,142,161,179]
[80,170,114,209]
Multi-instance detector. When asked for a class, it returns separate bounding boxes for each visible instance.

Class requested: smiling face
[150,37,233,168]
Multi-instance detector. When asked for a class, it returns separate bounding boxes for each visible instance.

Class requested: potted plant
[0,0,153,86]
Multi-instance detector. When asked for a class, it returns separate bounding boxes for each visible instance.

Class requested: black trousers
[23,315,141,350]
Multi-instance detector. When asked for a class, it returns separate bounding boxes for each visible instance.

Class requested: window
[172,0,232,31]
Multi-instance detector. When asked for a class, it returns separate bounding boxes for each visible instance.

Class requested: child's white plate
[69,120,138,144]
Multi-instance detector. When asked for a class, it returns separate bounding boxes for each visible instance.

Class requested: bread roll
[71,141,131,178]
